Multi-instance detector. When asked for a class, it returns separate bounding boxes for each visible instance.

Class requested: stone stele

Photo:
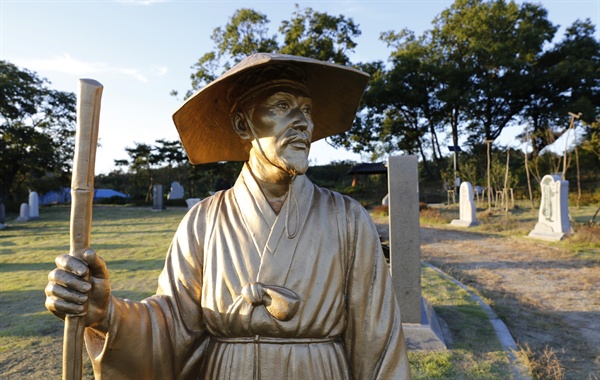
[16,203,30,222]
[29,191,40,219]
[528,174,572,241]
[450,182,480,227]
[168,181,184,200]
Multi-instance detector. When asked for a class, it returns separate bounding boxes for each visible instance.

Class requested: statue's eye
[302,105,312,115]
[276,102,289,110]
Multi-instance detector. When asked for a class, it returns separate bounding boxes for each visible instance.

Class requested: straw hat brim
[172,53,370,165]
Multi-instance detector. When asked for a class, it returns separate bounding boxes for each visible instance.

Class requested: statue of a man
[46,53,411,379]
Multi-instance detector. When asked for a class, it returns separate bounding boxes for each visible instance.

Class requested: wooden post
[562,112,581,180]
[485,139,494,212]
[524,122,535,210]
[503,148,510,213]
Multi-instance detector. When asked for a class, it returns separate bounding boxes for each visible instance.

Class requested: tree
[153,139,187,181]
[330,30,450,178]
[0,61,76,203]
[523,19,600,156]
[431,0,556,146]
[119,142,157,201]
[177,6,361,100]
[279,5,360,65]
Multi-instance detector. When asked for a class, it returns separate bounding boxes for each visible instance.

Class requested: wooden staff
[63,79,103,380]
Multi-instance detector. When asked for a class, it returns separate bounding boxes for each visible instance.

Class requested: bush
[94,196,129,205]
[372,205,389,217]
[165,198,187,207]
[420,207,452,224]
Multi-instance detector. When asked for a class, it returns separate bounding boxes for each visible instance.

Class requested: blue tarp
[41,188,71,205]
[41,188,128,205]
[94,189,128,200]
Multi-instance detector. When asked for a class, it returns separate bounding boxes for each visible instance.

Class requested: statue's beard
[277,154,309,176]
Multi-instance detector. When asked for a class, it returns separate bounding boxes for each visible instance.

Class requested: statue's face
[247,87,313,175]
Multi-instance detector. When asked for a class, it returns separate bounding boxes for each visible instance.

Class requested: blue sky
[2,0,599,174]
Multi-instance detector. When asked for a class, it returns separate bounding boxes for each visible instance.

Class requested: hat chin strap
[243,112,299,239]
[243,110,291,176]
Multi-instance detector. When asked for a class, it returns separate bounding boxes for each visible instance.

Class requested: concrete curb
[422,261,531,380]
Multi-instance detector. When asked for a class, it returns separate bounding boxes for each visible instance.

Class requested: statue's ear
[232,112,251,141]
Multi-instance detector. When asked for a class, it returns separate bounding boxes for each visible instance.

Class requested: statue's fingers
[45,282,88,305]
[45,296,85,316]
[48,268,91,293]
[82,249,109,280]
[55,254,88,277]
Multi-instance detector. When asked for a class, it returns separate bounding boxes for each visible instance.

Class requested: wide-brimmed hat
[172,53,370,164]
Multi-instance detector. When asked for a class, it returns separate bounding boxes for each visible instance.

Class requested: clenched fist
[45,249,112,332]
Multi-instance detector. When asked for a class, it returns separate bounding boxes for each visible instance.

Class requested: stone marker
[0,203,6,229]
[168,181,184,200]
[185,198,201,209]
[29,191,39,219]
[388,155,446,350]
[528,174,571,241]
[16,203,30,222]
[382,193,389,206]
[152,185,164,210]
[450,182,480,227]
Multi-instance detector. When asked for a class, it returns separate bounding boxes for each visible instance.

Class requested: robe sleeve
[342,201,412,380]
[84,200,212,380]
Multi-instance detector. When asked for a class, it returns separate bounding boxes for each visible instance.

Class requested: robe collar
[233,163,315,284]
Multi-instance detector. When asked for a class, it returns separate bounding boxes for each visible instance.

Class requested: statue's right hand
[45,249,111,332]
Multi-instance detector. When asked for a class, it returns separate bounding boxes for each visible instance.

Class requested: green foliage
[279,5,360,65]
[180,6,360,99]
[0,61,76,203]
[331,0,599,185]
[305,160,355,189]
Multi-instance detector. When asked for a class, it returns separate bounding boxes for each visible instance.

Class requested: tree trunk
[524,122,535,210]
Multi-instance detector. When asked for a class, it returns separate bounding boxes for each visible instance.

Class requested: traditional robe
[85,165,411,379]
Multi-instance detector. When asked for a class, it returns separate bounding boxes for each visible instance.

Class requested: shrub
[372,205,389,217]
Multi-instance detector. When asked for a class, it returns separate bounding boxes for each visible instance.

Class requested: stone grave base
[528,222,571,241]
[450,219,481,228]
[0,223,7,230]
[528,228,566,241]
[402,298,447,351]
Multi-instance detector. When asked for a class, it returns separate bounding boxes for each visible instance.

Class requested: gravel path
[376,223,600,379]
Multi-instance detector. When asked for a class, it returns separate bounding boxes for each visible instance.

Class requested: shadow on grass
[434,304,501,353]
[0,289,156,338]
[431,258,596,271]
[0,259,164,272]
[430,261,600,378]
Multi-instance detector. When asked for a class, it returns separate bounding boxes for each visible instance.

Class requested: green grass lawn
[412,265,512,379]
[1,205,512,378]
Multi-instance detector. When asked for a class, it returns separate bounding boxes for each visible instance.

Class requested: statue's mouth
[285,135,310,150]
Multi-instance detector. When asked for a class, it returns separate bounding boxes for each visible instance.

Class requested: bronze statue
[45,53,412,379]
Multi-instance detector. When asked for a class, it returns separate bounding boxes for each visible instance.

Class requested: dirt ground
[376,222,600,379]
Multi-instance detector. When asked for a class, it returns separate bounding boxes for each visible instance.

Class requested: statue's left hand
[45,249,112,332]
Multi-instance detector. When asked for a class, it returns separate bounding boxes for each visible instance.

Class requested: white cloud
[16,54,161,83]
[152,66,169,76]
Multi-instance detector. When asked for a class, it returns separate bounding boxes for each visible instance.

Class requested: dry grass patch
[514,343,566,380]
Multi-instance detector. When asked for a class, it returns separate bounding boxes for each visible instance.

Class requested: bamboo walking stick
[63,79,103,380]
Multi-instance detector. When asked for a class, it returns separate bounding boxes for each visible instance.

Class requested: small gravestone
[528,174,571,241]
[16,203,30,222]
[29,191,39,219]
[185,198,201,209]
[388,155,446,350]
[152,185,164,210]
[382,193,389,206]
[0,203,6,229]
[168,181,184,200]
[450,182,480,227]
